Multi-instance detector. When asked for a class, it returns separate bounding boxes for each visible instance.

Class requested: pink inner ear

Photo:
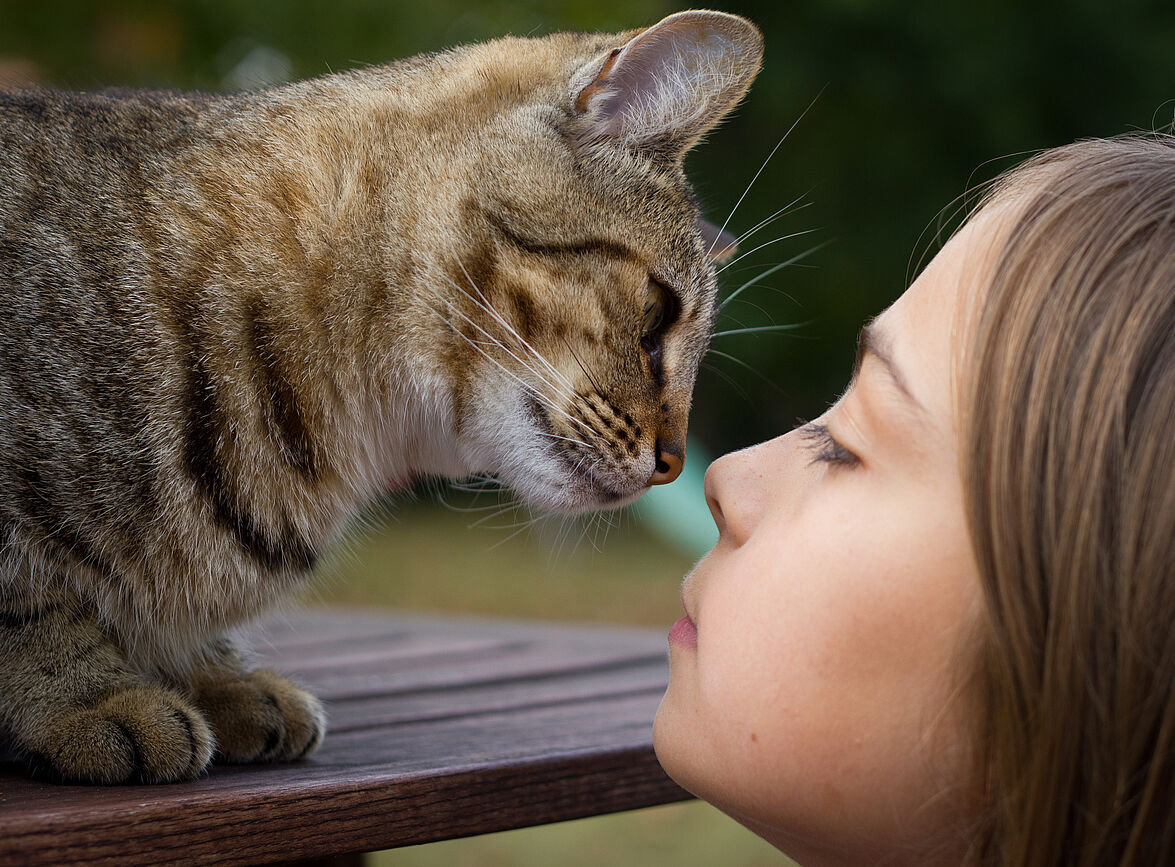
[572,11,762,153]
[574,48,622,115]
[577,13,727,122]
[590,26,692,125]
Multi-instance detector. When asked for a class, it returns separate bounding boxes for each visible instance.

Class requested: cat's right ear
[570,11,763,161]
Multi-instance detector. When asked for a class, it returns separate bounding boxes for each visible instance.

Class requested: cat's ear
[571,11,763,160]
[697,217,738,262]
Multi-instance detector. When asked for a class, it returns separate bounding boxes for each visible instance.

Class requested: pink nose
[649,446,684,486]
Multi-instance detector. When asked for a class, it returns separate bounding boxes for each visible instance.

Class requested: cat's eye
[640,279,679,381]
[642,281,668,339]
[641,279,678,353]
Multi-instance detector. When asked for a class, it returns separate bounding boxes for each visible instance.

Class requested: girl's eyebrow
[853,318,927,415]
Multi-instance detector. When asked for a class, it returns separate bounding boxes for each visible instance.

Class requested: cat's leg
[0,596,215,784]
[186,637,326,764]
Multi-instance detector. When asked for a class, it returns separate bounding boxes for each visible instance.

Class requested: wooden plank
[321,661,672,732]
[0,608,691,866]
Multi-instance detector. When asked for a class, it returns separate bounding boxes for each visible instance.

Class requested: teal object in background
[634,439,718,559]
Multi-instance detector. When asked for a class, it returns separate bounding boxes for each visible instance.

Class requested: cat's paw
[33,686,214,784]
[194,668,325,764]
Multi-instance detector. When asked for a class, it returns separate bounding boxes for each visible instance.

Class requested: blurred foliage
[373,800,788,867]
[3,0,1174,449]
[313,496,695,625]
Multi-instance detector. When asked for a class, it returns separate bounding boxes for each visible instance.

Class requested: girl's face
[654,208,1012,866]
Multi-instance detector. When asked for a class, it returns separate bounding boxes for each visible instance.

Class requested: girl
[655,136,1175,866]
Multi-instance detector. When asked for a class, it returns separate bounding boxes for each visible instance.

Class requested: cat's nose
[649,443,684,486]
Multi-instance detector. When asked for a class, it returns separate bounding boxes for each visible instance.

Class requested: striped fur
[0,12,761,783]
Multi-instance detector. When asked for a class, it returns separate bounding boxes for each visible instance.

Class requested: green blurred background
[3,1,1174,863]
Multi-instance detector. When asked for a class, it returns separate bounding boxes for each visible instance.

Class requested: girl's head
[654,136,1175,866]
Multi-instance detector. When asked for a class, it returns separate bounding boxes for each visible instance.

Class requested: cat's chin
[517,478,650,515]
[463,429,656,515]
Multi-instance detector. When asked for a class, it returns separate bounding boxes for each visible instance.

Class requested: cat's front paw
[194,668,325,764]
[33,686,214,784]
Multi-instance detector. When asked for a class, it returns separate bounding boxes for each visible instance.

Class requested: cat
[0,10,762,784]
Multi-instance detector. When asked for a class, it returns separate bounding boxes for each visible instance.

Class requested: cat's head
[422,11,762,512]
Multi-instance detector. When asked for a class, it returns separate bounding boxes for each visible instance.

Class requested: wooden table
[0,608,690,865]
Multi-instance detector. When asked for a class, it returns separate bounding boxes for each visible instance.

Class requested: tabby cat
[0,10,762,783]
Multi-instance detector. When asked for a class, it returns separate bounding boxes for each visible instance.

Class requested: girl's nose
[705,433,799,547]
[703,454,735,539]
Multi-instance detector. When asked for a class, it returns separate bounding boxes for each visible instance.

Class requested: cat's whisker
[450,330,592,441]
[448,486,506,501]
[701,359,753,405]
[726,195,811,251]
[720,295,775,321]
[475,513,529,535]
[712,324,806,338]
[445,255,581,395]
[428,281,589,428]
[567,514,596,559]
[573,512,596,557]
[427,303,557,414]
[444,474,507,496]
[581,456,606,501]
[435,487,511,511]
[473,511,535,535]
[561,335,607,398]
[483,509,546,551]
[548,513,573,560]
[536,430,593,449]
[586,514,604,556]
[714,229,820,277]
[554,499,595,561]
[597,510,618,552]
[583,509,613,555]
[462,471,503,489]
[467,499,527,530]
[443,497,511,512]
[450,294,588,422]
[705,348,788,397]
[717,307,753,334]
[724,279,813,307]
[424,296,597,438]
[707,88,824,258]
[719,242,830,311]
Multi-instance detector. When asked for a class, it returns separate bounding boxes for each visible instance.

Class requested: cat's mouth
[551,438,650,510]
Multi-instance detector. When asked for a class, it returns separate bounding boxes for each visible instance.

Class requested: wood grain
[0,609,691,866]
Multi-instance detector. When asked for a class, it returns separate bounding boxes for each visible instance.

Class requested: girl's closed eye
[799,422,861,469]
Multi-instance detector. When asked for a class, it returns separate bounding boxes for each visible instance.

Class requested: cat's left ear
[571,11,763,160]
[697,217,738,262]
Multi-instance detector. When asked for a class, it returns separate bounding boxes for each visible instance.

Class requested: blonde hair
[963,136,1175,865]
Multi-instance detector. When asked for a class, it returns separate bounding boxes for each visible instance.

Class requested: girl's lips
[669,614,698,649]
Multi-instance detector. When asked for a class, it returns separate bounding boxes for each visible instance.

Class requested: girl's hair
[964,136,1175,865]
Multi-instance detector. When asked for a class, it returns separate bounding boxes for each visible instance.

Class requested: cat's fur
[0,11,761,783]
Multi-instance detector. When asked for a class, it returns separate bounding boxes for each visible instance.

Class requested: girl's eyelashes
[799,422,861,470]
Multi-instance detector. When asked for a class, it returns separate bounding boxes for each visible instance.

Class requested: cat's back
[0,87,226,296]
[0,86,218,158]
[0,89,222,577]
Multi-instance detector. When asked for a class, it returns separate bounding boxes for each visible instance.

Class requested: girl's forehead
[883,204,1020,433]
